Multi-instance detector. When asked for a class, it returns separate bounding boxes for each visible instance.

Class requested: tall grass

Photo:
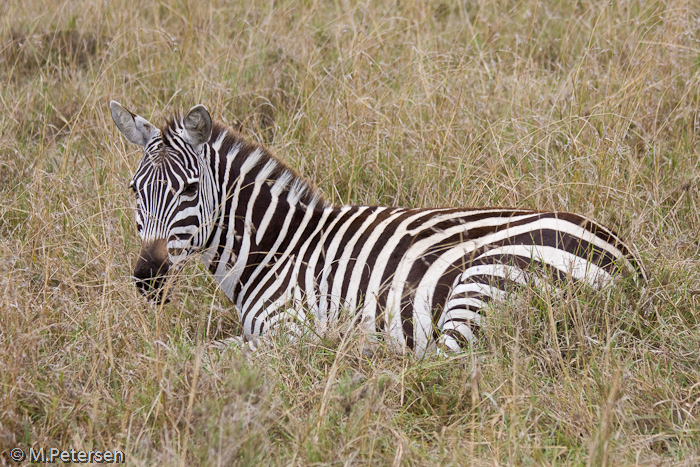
[1,0,700,465]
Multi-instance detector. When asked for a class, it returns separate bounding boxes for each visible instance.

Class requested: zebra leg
[209,304,309,354]
[435,286,491,353]
[435,260,535,353]
[209,335,261,353]
[435,268,520,353]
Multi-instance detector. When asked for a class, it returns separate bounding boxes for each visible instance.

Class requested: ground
[1,0,700,465]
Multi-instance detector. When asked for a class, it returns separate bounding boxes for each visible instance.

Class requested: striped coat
[110,101,646,355]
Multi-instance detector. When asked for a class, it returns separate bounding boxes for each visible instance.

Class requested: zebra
[110,101,646,355]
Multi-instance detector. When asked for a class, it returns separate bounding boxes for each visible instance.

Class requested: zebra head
[110,101,215,301]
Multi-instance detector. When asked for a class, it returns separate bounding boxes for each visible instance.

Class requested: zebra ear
[182,104,212,150]
[109,101,159,147]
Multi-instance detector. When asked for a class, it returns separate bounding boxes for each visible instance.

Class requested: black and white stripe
[110,101,646,355]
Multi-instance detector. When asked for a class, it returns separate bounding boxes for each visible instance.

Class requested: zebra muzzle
[133,240,171,304]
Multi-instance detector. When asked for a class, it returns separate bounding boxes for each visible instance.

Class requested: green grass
[2,0,700,465]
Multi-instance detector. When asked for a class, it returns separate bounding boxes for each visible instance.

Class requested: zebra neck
[204,197,328,307]
[200,143,328,306]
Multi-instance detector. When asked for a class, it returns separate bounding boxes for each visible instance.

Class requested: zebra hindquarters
[431,237,631,355]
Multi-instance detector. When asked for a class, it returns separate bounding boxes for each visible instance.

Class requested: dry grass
[2,0,700,465]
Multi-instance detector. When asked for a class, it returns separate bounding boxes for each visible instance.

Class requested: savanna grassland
[2,0,700,465]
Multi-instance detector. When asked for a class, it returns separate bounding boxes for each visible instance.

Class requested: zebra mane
[161,116,329,209]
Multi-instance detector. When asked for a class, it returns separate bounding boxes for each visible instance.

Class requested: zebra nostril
[134,276,155,295]
[134,275,170,304]
[135,278,148,293]
[133,240,171,302]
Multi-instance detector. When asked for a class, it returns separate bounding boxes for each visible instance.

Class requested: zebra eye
[129,182,137,195]
[182,182,199,197]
